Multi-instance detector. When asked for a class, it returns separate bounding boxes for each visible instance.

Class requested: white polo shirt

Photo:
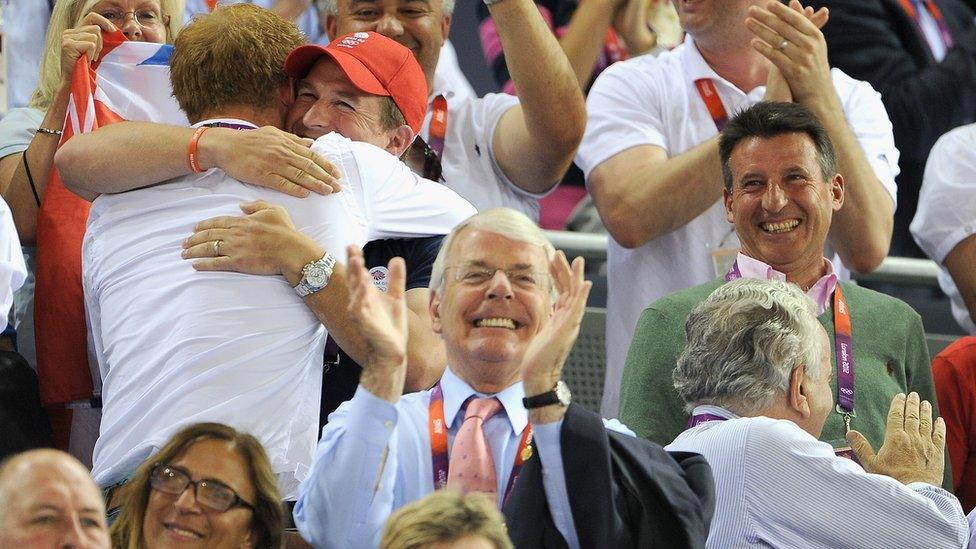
[420,74,545,220]
[576,35,900,415]
[912,123,976,334]
[86,125,475,498]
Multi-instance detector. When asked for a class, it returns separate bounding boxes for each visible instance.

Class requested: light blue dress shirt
[293,367,581,548]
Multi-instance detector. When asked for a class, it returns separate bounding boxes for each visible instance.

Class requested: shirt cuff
[347,384,399,446]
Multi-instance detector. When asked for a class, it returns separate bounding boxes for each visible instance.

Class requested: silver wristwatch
[294,253,335,297]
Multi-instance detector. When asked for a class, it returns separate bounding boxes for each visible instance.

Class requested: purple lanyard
[900,0,955,50]
[725,261,856,430]
[686,412,728,428]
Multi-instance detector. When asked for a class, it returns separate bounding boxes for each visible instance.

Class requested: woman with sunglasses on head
[110,422,284,549]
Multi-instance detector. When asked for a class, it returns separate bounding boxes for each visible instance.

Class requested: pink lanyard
[428,383,533,504]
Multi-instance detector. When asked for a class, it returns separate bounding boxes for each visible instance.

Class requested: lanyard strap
[686,412,729,428]
[427,95,448,162]
[724,261,856,424]
[205,0,218,12]
[605,28,629,64]
[201,121,256,130]
[899,0,955,50]
[428,383,533,505]
[693,78,728,132]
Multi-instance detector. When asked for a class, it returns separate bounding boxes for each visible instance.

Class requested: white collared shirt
[912,123,976,334]
[86,122,475,498]
[419,73,545,220]
[576,35,900,416]
[0,197,26,332]
[294,367,587,548]
[733,253,838,316]
[668,405,968,548]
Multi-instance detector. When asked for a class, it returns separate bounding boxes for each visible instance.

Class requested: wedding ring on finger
[213,240,221,257]
[777,39,789,52]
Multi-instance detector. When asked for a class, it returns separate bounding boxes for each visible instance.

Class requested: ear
[326,13,338,38]
[787,366,812,418]
[385,125,416,157]
[441,12,452,39]
[724,187,734,224]
[829,173,844,212]
[429,290,443,335]
[280,80,295,107]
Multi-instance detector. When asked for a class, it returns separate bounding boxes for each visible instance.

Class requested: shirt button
[383,420,394,430]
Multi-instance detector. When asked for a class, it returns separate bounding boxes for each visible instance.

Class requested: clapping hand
[750,0,831,106]
[847,392,946,487]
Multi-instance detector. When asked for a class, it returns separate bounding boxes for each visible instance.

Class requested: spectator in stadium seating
[577,0,899,416]
[666,278,967,547]
[111,422,284,549]
[57,5,474,508]
[295,209,714,548]
[318,0,586,220]
[0,0,182,458]
[931,337,976,513]
[185,0,324,42]
[805,0,976,257]
[912,124,976,335]
[620,102,939,483]
[380,491,513,549]
[0,449,111,549]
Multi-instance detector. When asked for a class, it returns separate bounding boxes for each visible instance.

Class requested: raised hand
[345,245,409,403]
[847,392,946,486]
[60,12,115,81]
[613,0,664,56]
[203,126,342,198]
[520,251,592,417]
[181,200,324,284]
[749,0,831,106]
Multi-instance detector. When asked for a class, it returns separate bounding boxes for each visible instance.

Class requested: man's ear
[281,80,296,107]
[723,187,735,224]
[386,125,416,157]
[830,173,845,212]
[429,289,443,335]
[787,366,812,418]
[326,13,338,38]
[441,12,452,38]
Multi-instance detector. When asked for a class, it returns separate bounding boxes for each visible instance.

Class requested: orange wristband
[188,126,209,173]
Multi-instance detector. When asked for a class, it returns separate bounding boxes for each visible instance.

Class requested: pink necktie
[446,397,503,497]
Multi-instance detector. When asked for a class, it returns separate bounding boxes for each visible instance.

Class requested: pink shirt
[734,253,838,316]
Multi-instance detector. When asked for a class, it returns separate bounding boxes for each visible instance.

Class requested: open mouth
[761,219,800,234]
[164,523,204,540]
[474,317,520,330]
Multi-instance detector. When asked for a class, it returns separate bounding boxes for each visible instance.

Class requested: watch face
[306,265,328,287]
[555,381,572,406]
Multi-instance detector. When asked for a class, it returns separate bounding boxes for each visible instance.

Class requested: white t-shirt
[420,74,544,220]
[576,35,900,415]
[912,124,976,334]
[0,198,25,333]
[86,126,475,498]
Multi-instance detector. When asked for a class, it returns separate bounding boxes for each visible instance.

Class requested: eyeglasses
[446,264,548,290]
[97,8,167,27]
[149,464,255,513]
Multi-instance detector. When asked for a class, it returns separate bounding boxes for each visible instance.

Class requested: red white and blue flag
[37,31,186,408]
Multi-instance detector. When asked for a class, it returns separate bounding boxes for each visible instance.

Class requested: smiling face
[326,0,450,88]
[724,132,844,277]
[285,57,396,149]
[90,0,168,43]
[430,229,552,392]
[0,452,110,549]
[142,439,257,549]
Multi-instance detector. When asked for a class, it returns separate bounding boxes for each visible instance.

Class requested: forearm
[558,0,618,88]
[488,0,587,191]
[944,235,976,326]
[588,139,724,248]
[2,86,71,243]
[808,96,892,272]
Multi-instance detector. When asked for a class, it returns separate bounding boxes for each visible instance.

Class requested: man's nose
[59,514,86,548]
[374,13,405,38]
[303,100,335,133]
[485,270,514,299]
[762,182,788,213]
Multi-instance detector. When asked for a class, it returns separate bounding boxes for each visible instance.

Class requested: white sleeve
[0,199,26,332]
[832,69,900,206]
[575,59,669,179]
[911,125,976,262]
[746,420,967,548]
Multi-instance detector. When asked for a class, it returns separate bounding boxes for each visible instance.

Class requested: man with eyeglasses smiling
[294,208,716,548]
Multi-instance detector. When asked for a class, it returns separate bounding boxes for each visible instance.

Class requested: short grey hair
[429,208,556,297]
[316,0,455,15]
[672,278,825,416]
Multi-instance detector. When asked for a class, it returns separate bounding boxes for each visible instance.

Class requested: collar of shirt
[440,366,528,437]
[680,34,766,101]
[191,118,258,129]
[690,404,739,421]
[734,252,838,315]
[428,73,460,107]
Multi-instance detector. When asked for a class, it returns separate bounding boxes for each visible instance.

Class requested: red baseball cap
[284,32,428,133]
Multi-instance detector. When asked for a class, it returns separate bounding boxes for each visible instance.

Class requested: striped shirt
[667,405,968,548]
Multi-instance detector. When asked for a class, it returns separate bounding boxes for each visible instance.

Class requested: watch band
[522,380,571,409]
[295,253,335,297]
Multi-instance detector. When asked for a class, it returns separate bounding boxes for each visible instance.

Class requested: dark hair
[718,101,837,191]
[110,422,283,549]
